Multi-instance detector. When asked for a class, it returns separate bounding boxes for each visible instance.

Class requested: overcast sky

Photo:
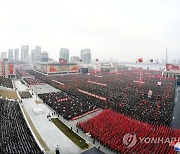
[0,0,180,62]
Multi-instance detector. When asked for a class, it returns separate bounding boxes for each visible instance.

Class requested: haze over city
[0,0,180,62]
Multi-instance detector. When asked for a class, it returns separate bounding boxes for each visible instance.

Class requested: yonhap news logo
[123,133,137,148]
[123,132,180,152]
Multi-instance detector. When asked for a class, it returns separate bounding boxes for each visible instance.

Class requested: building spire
[166,48,168,64]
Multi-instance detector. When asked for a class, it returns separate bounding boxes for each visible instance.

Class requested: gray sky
[0,0,180,62]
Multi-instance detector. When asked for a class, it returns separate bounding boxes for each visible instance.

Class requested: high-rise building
[59,48,69,62]
[41,52,49,62]
[80,49,91,64]
[14,49,19,61]
[35,45,41,58]
[21,45,29,62]
[8,49,13,61]
[1,52,7,61]
[31,45,42,63]
[31,49,36,62]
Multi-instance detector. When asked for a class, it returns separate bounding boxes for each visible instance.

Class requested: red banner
[166,64,179,71]
[49,66,57,72]
[9,64,14,74]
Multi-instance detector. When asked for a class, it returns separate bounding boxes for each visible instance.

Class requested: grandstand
[0,98,43,154]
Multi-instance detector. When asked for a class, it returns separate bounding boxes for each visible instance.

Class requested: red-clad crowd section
[77,109,180,154]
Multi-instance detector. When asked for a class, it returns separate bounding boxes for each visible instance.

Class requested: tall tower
[31,45,41,62]
[21,45,29,62]
[166,48,168,64]
[35,45,41,58]
[14,49,19,61]
[59,48,69,62]
[8,49,13,61]
[80,49,91,64]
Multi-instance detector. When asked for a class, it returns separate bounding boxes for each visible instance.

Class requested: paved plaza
[14,80,115,154]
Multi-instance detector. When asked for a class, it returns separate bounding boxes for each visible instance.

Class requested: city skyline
[1,45,180,64]
[0,0,180,62]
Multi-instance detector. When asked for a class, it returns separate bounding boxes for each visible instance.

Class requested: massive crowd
[39,91,98,120]
[16,67,44,85]
[23,77,45,85]
[25,68,178,153]
[28,69,175,126]
[0,98,43,154]
[0,76,13,88]
[16,67,31,78]
[77,109,180,154]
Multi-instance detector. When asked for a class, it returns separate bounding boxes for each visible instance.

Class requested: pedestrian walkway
[14,80,82,154]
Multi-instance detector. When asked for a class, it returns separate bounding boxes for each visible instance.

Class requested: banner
[49,64,79,73]
[69,65,79,72]
[166,64,179,71]
[9,64,14,74]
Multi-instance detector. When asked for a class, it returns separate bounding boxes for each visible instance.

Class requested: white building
[21,45,29,62]
[35,45,41,59]
[80,49,91,64]
[8,49,13,61]
[14,48,19,61]
[59,48,69,62]
[31,46,41,62]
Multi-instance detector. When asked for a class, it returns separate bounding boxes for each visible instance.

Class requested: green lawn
[52,118,89,149]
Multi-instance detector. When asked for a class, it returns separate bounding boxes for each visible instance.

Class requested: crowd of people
[18,91,32,99]
[28,69,175,126]
[26,68,178,153]
[16,67,31,78]
[38,91,98,120]
[0,76,13,88]
[23,77,45,85]
[16,67,44,85]
[0,98,43,154]
[77,109,180,154]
